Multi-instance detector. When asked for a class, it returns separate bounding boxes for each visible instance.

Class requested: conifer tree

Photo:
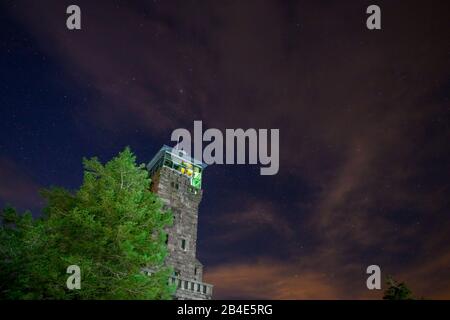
[0,148,174,299]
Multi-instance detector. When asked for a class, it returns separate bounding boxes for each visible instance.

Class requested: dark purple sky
[1,0,449,299]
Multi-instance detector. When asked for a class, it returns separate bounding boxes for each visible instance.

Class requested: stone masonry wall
[151,166,212,299]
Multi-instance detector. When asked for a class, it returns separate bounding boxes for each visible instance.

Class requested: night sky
[1,0,449,299]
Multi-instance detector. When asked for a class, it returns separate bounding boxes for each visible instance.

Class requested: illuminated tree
[0,148,174,299]
[383,276,414,300]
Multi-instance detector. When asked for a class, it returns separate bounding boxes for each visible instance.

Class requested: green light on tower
[147,145,205,190]
[191,168,202,189]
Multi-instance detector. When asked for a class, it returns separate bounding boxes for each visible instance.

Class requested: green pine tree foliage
[0,147,175,299]
[383,276,414,300]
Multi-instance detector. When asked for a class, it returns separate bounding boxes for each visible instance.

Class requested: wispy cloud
[208,200,295,243]
[204,260,340,299]
[5,0,449,299]
[0,157,42,210]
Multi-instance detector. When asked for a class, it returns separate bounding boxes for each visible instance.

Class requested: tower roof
[147,145,207,172]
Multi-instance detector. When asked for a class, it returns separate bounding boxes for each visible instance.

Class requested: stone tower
[147,145,213,300]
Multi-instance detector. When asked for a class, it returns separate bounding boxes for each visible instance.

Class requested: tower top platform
[147,145,207,190]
